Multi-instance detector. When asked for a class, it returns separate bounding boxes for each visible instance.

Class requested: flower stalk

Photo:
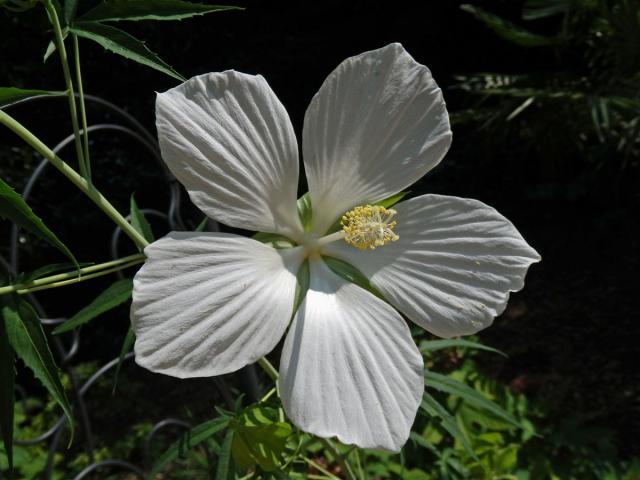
[0,110,149,250]
[0,254,145,296]
[43,0,89,180]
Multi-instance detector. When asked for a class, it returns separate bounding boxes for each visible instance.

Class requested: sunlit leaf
[419,339,507,357]
[2,297,74,439]
[147,416,230,480]
[421,394,477,460]
[322,256,384,300]
[0,177,78,268]
[231,405,292,472]
[425,371,522,428]
[70,22,185,81]
[53,278,133,334]
[0,87,65,108]
[78,0,241,22]
[296,192,312,232]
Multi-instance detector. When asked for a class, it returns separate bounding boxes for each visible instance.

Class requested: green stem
[72,33,91,177]
[257,356,279,382]
[0,254,145,296]
[319,438,358,480]
[0,110,149,250]
[16,260,142,294]
[43,0,88,180]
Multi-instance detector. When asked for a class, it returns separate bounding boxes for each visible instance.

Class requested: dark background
[1,0,638,463]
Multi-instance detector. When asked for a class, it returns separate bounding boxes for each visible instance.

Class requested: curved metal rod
[10,122,167,272]
[143,418,192,468]
[71,460,145,480]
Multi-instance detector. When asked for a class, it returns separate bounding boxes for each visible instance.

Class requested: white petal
[131,232,303,378]
[323,195,541,338]
[279,259,424,452]
[156,71,302,239]
[303,43,452,234]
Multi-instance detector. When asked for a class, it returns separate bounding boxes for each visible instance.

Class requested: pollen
[341,205,399,250]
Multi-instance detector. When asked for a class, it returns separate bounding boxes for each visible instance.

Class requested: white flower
[130,43,540,452]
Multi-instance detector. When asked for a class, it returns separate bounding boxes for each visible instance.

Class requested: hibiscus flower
[130,43,540,451]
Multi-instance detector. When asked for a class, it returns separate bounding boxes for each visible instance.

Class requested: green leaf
[421,394,476,460]
[376,191,409,209]
[216,429,234,479]
[419,339,507,357]
[53,278,133,334]
[461,4,553,47]
[296,192,312,232]
[522,0,575,20]
[130,195,154,243]
[322,256,384,299]
[147,416,230,480]
[195,216,208,232]
[0,306,15,473]
[425,371,521,428]
[0,87,65,108]
[2,297,74,440]
[0,177,78,268]
[292,260,309,314]
[112,327,134,394]
[252,232,296,249]
[70,22,185,81]
[79,0,241,22]
[231,405,292,472]
[63,0,78,24]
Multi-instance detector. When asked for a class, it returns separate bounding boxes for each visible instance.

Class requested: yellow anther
[340,205,399,250]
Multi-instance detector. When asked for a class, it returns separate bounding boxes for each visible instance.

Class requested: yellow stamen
[341,205,399,250]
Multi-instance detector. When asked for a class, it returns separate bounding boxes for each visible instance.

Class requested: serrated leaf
[296,192,312,232]
[421,394,476,460]
[231,405,292,472]
[130,195,154,244]
[322,256,384,300]
[461,4,553,47]
[147,416,230,480]
[53,278,133,334]
[0,306,15,473]
[419,339,507,357]
[70,22,185,81]
[0,177,78,268]
[112,327,134,394]
[425,371,521,428]
[79,0,241,22]
[0,87,65,108]
[2,297,74,440]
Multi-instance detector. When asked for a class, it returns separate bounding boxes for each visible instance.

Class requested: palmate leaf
[78,0,241,22]
[461,4,553,47]
[70,22,185,81]
[0,177,78,268]
[53,278,133,334]
[0,87,65,108]
[0,302,15,473]
[2,297,74,440]
[146,416,230,480]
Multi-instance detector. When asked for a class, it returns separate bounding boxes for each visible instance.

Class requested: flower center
[340,205,399,250]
